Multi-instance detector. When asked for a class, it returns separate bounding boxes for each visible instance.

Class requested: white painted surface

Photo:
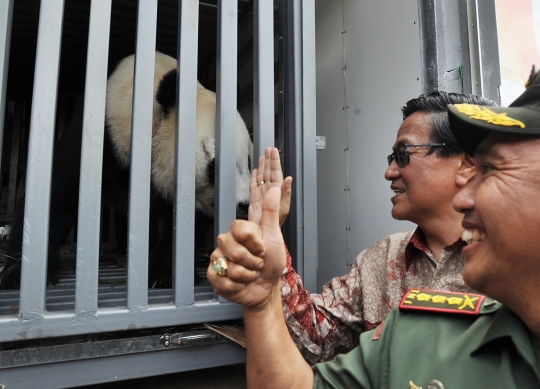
[316,0,419,290]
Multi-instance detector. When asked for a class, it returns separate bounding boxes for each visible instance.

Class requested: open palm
[249,147,292,227]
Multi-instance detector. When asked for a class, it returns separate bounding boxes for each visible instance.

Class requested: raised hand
[249,147,292,227]
[208,187,286,309]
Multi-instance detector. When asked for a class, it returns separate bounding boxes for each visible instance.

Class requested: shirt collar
[404,227,465,270]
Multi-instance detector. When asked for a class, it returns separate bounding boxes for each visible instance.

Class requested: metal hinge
[316,136,326,150]
[160,330,222,347]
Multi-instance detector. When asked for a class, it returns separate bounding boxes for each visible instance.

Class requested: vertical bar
[174,0,199,305]
[127,0,157,310]
[466,0,482,96]
[75,0,112,315]
[215,0,238,236]
[290,0,305,281]
[253,0,275,158]
[458,0,472,94]
[281,0,296,269]
[474,0,500,102]
[417,0,439,95]
[19,1,65,317]
[301,0,318,292]
[0,0,14,188]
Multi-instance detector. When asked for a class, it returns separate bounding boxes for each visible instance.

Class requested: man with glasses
[208,71,540,389]
[212,91,497,364]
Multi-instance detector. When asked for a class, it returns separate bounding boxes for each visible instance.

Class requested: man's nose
[453,181,476,213]
[384,160,400,181]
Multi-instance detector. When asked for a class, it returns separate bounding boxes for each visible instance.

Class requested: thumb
[260,186,286,280]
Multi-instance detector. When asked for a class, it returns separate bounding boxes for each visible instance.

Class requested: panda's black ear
[156,69,177,112]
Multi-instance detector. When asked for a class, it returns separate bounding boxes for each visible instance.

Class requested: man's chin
[462,263,486,293]
[390,209,408,221]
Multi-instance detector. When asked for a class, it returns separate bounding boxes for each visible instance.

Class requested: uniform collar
[472,304,537,368]
[404,227,465,270]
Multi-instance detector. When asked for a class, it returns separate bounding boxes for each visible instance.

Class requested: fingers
[206,258,247,295]
[216,220,265,269]
[279,176,293,227]
[249,168,258,194]
[263,147,272,184]
[256,155,265,186]
[270,147,284,184]
[229,220,266,258]
[208,249,260,285]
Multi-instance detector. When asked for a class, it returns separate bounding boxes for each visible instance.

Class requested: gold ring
[213,257,230,277]
[257,181,265,187]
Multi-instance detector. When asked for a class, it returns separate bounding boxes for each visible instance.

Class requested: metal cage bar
[173,0,199,305]
[253,0,275,158]
[300,0,318,292]
[74,0,112,315]
[18,0,65,318]
[126,0,158,310]
[214,0,238,235]
[1,0,310,345]
[0,0,14,184]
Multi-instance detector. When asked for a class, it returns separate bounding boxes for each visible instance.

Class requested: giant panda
[0,51,253,290]
[106,51,253,214]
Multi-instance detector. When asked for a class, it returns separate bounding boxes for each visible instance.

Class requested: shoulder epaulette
[399,289,485,315]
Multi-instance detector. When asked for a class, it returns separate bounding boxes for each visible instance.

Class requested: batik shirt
[280,228,479,364]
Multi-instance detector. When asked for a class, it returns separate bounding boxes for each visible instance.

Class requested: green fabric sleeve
[312,309,398,389]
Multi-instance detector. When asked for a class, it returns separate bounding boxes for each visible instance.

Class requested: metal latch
[316,136,326,150]
[160,330,222,347]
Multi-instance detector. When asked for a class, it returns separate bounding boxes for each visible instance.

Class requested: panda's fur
[105,51,253,215]
[0,52,253,290]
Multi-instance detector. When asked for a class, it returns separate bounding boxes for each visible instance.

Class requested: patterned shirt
[280,228,479,364]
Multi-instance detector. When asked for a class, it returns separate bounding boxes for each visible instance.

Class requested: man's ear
[456,153,475,187]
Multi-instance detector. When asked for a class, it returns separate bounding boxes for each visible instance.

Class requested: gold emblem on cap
[454,103,525,128]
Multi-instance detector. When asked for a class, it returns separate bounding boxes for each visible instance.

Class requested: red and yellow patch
[399,289,485,315]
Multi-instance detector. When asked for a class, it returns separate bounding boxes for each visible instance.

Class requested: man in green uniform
[207,72,540,388]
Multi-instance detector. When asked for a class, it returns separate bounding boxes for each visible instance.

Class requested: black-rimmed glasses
[387,143,445,168]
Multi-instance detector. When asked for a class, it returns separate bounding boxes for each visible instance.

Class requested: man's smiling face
[454,132,540,302]
[385,111,465,226]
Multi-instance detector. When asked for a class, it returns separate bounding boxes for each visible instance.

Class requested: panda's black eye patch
[206,158,215,184]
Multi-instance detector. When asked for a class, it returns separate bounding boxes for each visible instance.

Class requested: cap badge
[455,103,525,128]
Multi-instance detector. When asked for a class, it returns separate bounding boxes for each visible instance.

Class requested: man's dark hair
[402,91,498,157]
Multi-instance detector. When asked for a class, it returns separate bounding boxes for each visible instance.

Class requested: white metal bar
[0,302,242,342]
[75,0,112,315]
[291,0,305,282]
[301,0,318,292]
[19,1,65,318]
[127,0,157,310]
[466,0,482,96]
[0,0,14,184]
[215,0,238,235]
[174,0,199,305]
[474,0,501,102]
[253,0,275,158]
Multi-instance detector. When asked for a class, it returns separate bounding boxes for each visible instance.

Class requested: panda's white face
[106,52,253,218]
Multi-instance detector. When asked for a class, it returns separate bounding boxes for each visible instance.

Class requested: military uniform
[312,289,540,388]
